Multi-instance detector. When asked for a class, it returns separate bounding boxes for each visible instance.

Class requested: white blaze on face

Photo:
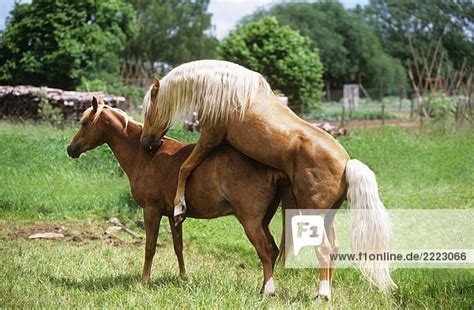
[318,280,331,300]
[263,277,276,296]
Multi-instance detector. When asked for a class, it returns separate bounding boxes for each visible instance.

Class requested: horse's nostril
[141,135,160,152]
[67,144,80,158]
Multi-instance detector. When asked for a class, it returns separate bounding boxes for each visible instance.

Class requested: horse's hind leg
[239,217,277,296]
[315,229,332,300]
[262,192,281,268]
[290,170,346,301]
[325,198,344,281]
[173,125,226,225]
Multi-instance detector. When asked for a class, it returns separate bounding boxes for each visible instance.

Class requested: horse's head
[67,97,108,158]
[140,78,166,152]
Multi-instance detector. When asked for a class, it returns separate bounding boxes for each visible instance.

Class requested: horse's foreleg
[168,217,186,279]
[142,206,162,284]
[173,126,226,225]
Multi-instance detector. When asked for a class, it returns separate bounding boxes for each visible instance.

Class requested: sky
[1,0,369,39]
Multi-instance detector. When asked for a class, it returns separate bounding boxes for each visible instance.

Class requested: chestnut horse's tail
[345,159,397,293]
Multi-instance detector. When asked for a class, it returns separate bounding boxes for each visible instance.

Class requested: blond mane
[81,104,138,130]
[143,60,273,128]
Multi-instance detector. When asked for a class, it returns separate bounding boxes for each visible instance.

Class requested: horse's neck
[105,121,144,178]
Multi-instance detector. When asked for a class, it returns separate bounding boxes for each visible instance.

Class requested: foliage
[425,93,458,132]
[246,1,407,93]
[0,0,137,90]
[125,0,218,69]
[307,109,396,121]
[77,77,147,108]
[219,17,324,111]
[363,0,474,70]
[37,96,64,128]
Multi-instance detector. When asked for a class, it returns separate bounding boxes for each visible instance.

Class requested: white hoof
[318,280,331,301]
[263,277,276,297]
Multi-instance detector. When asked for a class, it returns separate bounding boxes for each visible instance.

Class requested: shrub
[218,17,324,113]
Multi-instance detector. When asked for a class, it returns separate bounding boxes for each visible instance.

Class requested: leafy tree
[363,0,474,71]
[126,0,218,69]
[246,1,407,94]
[219,17,324,112]
[0,0,137,90]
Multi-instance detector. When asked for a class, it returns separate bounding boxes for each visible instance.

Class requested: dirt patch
[0,220,144,247]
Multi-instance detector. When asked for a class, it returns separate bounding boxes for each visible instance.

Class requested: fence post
[381,102,385,126]
[341,104,345,127]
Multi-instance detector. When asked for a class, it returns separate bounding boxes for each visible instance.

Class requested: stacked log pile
[0,85,129,120]
[313,122,350,138]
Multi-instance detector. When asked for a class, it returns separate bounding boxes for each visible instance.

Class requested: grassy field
[1,121,473,308]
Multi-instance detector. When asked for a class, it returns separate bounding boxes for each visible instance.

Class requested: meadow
[0,121,473,308]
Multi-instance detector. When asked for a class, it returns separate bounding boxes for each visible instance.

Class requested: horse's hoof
[261,277,276,297]
[316,293,331,302]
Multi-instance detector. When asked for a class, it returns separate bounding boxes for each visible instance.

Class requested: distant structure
[343,84,359,109]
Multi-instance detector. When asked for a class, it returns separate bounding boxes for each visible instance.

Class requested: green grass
[0,121,473,308]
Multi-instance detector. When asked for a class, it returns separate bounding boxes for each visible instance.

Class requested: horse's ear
[151,78,160,100]
[92,96,98,111]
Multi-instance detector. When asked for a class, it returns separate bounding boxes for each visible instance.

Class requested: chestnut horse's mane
[143,60,273,128]
[81,104,138,130]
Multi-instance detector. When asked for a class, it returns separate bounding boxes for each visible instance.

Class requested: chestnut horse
[140,60,396,298]
[67,98,289,296]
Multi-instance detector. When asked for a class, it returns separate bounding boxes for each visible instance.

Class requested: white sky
[1,0,369,39]
[208,0,369,39]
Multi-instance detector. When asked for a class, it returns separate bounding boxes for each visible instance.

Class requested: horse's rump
[143,60,273,127]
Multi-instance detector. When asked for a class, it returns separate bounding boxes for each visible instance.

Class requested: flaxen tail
[345,159,397,293]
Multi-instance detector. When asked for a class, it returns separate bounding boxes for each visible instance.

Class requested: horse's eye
[82,122,88,127]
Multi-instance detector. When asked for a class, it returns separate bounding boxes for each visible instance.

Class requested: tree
[125,0,218,70]
[246,1,407,94]
[219,17,324,112]
[0,0,137,90]
[363,0,474,71]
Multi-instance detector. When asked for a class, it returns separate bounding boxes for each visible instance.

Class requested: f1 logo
[291,215,324,255]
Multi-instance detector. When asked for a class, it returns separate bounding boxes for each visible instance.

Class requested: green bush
[426,93,458,132]
[218,17,324,112]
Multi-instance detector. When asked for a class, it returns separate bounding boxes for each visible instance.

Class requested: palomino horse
[67,98,289,295]
[140,60,396,299]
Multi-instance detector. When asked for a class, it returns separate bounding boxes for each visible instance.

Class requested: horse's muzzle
[140,135,162,152]
[67,144,81,158]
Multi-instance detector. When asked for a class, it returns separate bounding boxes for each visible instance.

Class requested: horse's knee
[145,245,156,260]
